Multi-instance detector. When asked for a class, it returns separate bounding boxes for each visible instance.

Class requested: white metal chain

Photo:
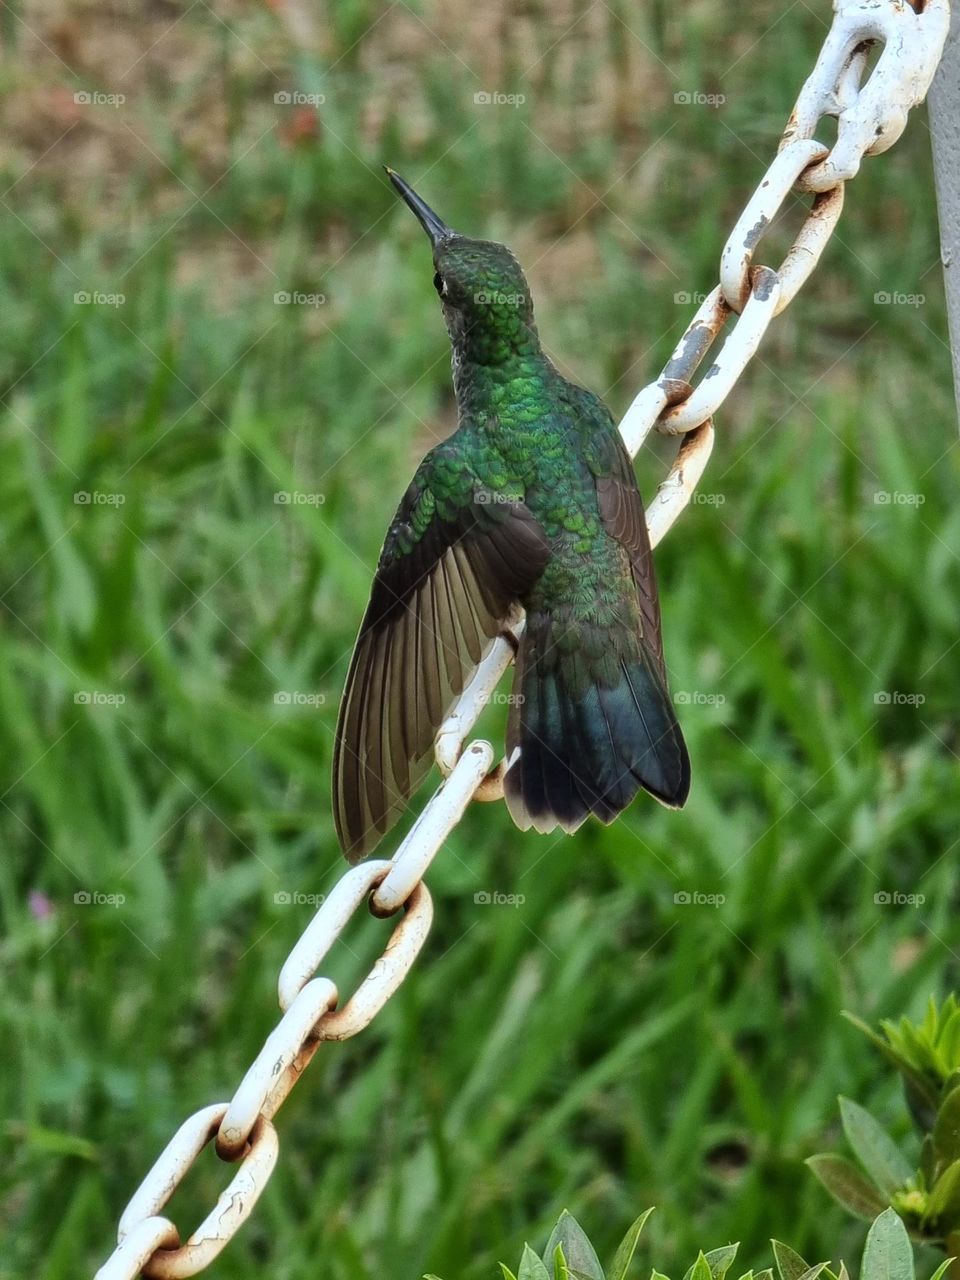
[94,3,949,1275]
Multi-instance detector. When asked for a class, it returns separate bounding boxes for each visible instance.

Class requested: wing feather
[333,446,550,860]
[595,437,666,674]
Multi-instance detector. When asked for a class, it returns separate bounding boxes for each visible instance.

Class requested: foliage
[809,999,960,1249]
[430,1207,952,1280]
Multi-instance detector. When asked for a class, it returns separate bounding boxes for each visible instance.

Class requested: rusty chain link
[95,3,949,1274]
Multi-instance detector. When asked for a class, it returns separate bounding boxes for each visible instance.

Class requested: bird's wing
[588,423,666,674]
[333,442,550,860]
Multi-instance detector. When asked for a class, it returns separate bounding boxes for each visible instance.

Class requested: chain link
[94,3,949,1274]
[112,1105,279,1280]
[786,0,951,193]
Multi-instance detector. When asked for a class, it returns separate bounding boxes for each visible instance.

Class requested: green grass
[1,2,958,1278]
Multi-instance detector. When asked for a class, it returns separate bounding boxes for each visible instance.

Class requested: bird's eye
[433,271,446,297]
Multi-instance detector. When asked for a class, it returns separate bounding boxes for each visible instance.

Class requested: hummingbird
[333,168,690,860]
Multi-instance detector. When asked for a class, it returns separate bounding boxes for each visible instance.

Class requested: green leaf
[772,1241,811,1280]
[543,1213,604,1280]
[861,1210,915,1280]
[796,1265,830,1280]
[934,1088,960,1166]
[927,1259,954,1280]
[519,1249,547,1280]
[806,1154,889,1220]
[922,1000,939,1043]
[519,1246,552,1280]
[500,1268,519,1280]
[650,1271,671,1280]
[927,1160,960,1224]
[686,1254,713,1280]
[704,1247,741,1280]
[843,1013,940,1128]
[840,1097,913,1196]
[905,1076,941,1136]
[608,1208,655,1280]
[921,1135,938,1187]
[844,1013,897,1059]
[683,1247,741,1280]
[938,1011,960,1074]
[552,1244,571,1280]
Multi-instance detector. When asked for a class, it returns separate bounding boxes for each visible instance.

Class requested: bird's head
[386,167,539,366]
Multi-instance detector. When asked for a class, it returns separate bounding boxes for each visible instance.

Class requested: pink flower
[28,890,54,920]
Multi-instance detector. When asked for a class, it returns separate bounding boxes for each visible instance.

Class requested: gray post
[929,1,960,427]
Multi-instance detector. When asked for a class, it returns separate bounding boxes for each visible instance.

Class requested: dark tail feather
[505,620,690,834]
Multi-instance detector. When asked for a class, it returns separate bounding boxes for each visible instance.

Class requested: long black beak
[384,167,454,247]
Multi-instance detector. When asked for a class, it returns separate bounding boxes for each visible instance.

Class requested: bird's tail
[503,610,690,834]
